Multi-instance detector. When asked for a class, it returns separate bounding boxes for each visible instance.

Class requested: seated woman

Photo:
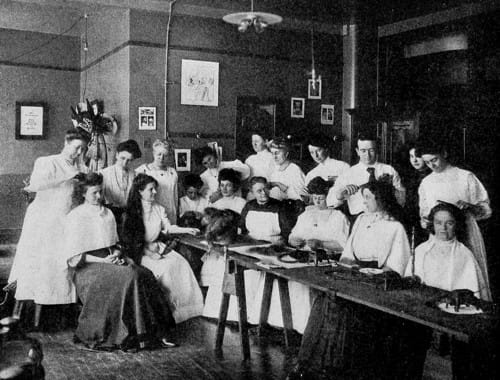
[179,173,208,218]
[195,146,250,203]
[340,180,410,273]
[240,176,291,244]
[201,209,263,322]
[122,174,204,324]
[405,202,485,299]
[246,177,348,334]
[209,168,247,214]
[64,173,175,351]
[291,180,429,379]
[289,176,350,253]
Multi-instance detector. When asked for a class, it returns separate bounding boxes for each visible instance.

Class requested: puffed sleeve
[330,211,350,248]
[418,180,431,218]
[391,167,406,207]
[159,205,173,233]
[384,223,411,276]
[466,172,491,220]
[288,211,309,242]
[327,172,347,208]
[25,157,77,192]
[286,164,307,200]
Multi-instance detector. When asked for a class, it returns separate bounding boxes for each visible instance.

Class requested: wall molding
[81,39,336,73]
[0,60,79,72]
[169,132,233,140]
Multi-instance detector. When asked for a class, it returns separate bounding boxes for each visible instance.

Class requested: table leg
[258,273,274,336]
[234,264,250,360]
[215,293,230,353]
[277,278,293,347]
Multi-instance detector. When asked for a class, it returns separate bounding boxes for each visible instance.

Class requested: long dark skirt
[297,293,431,379]
[74,262,175,349]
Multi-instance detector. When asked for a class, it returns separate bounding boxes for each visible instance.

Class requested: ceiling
[0,0,495,37]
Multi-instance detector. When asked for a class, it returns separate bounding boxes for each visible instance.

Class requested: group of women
[7,125,492,369]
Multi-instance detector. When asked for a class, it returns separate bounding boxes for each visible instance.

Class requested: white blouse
[100,164,135,208]
[305,157,350,185]
[245,150,275,180]
[289,206,349,248]
[210,195,247,214]
[269,162,307,201]
[179,195,209,217]
[135,164,178,224]
[341,212,410,276]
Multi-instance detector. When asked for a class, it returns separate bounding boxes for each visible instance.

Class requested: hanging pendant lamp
[223,0,282,33]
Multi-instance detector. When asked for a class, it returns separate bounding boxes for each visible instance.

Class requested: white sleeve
[287,165,307,199]
[25,157,76,192]
[466,172,491,220]
[327,173,347,207]
[384,224,411,276]
[391,167,406,206]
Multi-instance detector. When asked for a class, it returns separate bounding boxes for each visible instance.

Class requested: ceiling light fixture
[223,0,282,33]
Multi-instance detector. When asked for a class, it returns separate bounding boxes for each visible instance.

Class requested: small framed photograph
[291,97,305,118]
[139,107,156,130]
[174,149,191,172]
[15,102,47,139]
[321,104,334,125]
[308,79,322,99]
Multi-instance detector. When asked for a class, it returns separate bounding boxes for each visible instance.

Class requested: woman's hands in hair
[456,200,483,218]
[338,184,359,199]
[103,251,127,265]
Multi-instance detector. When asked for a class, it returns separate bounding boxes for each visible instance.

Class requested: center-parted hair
[427,202,466,242]
[121,174,159,261]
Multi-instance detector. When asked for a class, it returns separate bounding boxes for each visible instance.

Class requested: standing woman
[418,140,492,300]
[401,142,431,244]
[304,134,350,187]
[8,129,89,305]
[100,139,141,225]
[136,139,178,224]
[268,137,307,202]
[244,132,274,198]
[122,174,204,323]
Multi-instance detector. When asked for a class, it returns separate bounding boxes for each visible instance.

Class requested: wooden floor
[0,316,452,380]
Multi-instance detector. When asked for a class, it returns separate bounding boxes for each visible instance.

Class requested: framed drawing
[321,104,334,125]
[15,102,47,139]
[181,59,219,106]
[291,97,305,118]
[308,79,322,99]
[139,107,156,130]
[174,149,191,172]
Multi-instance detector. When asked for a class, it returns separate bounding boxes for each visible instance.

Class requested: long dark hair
[71,172,103,209]
[121,174,158,260]
[360,180,405,223]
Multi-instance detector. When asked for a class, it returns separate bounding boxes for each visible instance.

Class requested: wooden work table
[177,235,498,376]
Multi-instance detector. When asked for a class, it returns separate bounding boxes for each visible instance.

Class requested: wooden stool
[12,301,42,329]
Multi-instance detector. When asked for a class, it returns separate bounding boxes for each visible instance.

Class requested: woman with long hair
[65,172,175,351]
[122,174,203,323]
[8,129,89,306]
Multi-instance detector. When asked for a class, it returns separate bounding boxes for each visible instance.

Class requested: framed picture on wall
[291,97,305,118]
[321,104,334,125]
[15,102,47,139]
[308,79,322,99]
[181,59,219,107]
[174,149,191,172]
[139,107,156,130]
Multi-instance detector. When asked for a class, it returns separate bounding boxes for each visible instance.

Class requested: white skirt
[141,251,204,323]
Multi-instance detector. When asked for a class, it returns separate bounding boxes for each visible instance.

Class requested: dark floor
[0,316,452,380]
[1,242,451,380]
